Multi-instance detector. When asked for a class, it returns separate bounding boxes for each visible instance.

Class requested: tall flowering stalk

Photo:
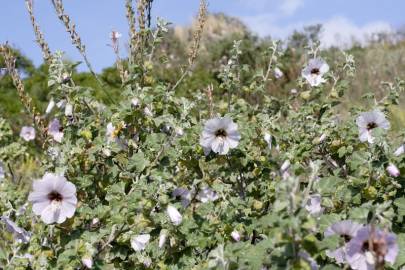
[25,0,52,63]
[171,0,207,92]
[50,0,103,87]
[0,44,47,141]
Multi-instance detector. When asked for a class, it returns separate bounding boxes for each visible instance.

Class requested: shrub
[0,0,405,269]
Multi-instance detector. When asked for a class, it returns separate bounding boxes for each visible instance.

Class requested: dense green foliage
[1,10,405,270]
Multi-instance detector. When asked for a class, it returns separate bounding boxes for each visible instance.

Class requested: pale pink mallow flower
[28,173,77,224]
[20,126,36,142]
[356,110,390,144]
[347,227,398,270]
[324,220,363,264]
[200,117,241,155]
[48,119,64,143]
[172,187,192,207]
[302,58,329,87]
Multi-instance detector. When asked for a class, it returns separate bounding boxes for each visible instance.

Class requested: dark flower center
[48,191,63,202]
[342,234,351,243]
[311,68,320,75]
[361,238,388,258]
[215,129,227,138]
[367,122,378,130]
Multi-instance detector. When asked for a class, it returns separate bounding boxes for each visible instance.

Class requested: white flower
[394,145,404,156]
[45,98,55,114]
[81,256,93,269]
[274,67,284,79]
[231,230,241,242]
[20,126,36,141]
[302,58,329,87]
[387,163,400,177]
[264,133,272,149]
[197,187,219,203]
[356,109,390,144]
[167,205,182,225]
[0,216,31,243]
[65,103,73,116]
[28,173,77,224]
[290,88,298,95]
[159,230,167,248]
[305,194,323,215]
[131,234,150,251]
[48,119,64,143]
[200,117,241,155]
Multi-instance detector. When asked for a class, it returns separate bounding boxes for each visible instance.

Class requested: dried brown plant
[25,0,52,63]
[0,44,47,142]
[171,0,207,92]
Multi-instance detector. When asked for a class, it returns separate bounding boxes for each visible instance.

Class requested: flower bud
[394,145,404,156]
[167,205,182,226]
[280,160,291,172]
[387,163,400,177]
[231,230,241,242]
[82,256,93,269]
[159,231,167,248]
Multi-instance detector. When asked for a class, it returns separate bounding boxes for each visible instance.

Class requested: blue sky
[1,0,404,72]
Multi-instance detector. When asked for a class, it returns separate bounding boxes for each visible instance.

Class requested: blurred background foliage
[1,13,404,129]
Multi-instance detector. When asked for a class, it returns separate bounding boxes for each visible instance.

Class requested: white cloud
[235,0,303,16]
[241,13,302,38]
[280,0,304,16]
[320,17,393,48]
[241,14,393,48]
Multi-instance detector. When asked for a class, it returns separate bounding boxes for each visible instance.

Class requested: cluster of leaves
[1,10,405,270]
